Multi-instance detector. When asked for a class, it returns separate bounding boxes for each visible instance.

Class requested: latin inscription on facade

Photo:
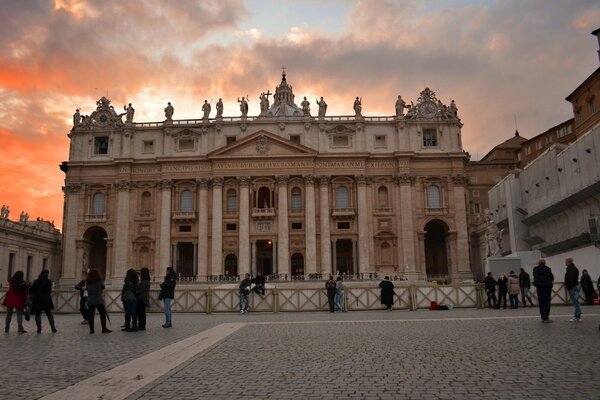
[214,160,312,170]
[256,221,272,232]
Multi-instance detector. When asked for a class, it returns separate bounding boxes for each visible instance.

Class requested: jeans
[5,307,24,331]
[79,296,89,321]
[239,292,249,311]
[568,286,582,319]
[498,291,507,308]
[123,299,137,329]
[521,288,533,305]
[335,291,344,312]
[88,304,108,333]
[163,298,172,324]
[327,290,336,312]
[486,291,497,308]
[509,294,519,309]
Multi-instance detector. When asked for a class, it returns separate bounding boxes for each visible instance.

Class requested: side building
[61,73,474,284]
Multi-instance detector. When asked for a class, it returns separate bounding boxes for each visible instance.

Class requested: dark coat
[497,276,508,294]
[2,279,28,309]
[137,280,151,305]
[30,279,54,313]
[533,264,554,289]
[121,280,138,302]
[580,274,594,295]
[160,275,176,299]
[239,278,252,294]
[519,271,531,289]
[86,281,106,306]
[379,279,394,305]
[484,276,497,292]
[564,263,579,289]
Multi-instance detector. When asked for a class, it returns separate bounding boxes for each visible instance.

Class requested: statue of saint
[202,100,211,120]
[124,103,135,123]
[405,101,417,119]
[449,100,458,117]
[316,97,327,118]
[301,97,311,116]
[353,97,362,116]
[164,102,174,121]
[4,205,9,220]
[73,109,81,127]
[238,97,249,117]
[484,210,501,257]
[395,96,406,118]
[0,205,6,220]
[216,98,223,119]
[259,93,270,115]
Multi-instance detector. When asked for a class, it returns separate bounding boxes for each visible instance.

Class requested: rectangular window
[226,223,237,231]
[143,140,154,154]
[8,253,15,279]
[179,225,192,233]
[525,146,532,155]
[423,129,437,147]
[337,222,350,230]
[374,135,387,148]
[289,135,300,144]
[291,222,303,230]
[473,203,481,214]
[178,138,194,151]
[545,136,552,144]
[590,102,596,114]
[94,136,109,155]
[333,135,349,147]
[226,136,236,145]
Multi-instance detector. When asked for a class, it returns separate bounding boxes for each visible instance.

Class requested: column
[332,239,337,275]
[303,175,317,276]
[318,176,331,275]
[272,240,277,275]
[196,178,209,280]
[251,240,256,275]
[113,180,131,280]
[452,175,472,279]
[238,177,251,276]
[61,183,81,283]
[352,239,357,275]
[276,176,290,276]
[356,175,370,274]
[158,180,172,271]
[394,174,418,280]
[211,177,224,276]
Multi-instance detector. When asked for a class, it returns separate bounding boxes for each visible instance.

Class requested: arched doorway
[291,253,304,277]
[224,254,238,277]
[424,220,449,280]
[84,226,108,280]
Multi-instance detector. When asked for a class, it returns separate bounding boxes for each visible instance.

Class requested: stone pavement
[1,307,599,400]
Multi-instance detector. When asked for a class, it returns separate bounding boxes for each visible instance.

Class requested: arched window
[227,189,237,212]
[91,192,105,215]
[180,190,193,212]
[291,253,304,276]
[335,186,349,208]
[381,242,391,264]
[257,187,271,208]
[427,185,441,209]
[377,186,389,208]
[224,254,238,277]
[291,187,302,210]
[141,191,152,212]
[138,246,150,269]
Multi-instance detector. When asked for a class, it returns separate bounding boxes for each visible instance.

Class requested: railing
[0,283,585,314]
[331,208,356,218]
[84,213,108,223]
[252,207,276,218]
[171,211,197,221]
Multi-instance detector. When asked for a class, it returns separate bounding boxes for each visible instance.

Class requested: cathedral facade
[61,73,473,284]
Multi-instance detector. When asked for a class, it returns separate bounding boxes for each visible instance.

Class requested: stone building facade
[61,74,473,284]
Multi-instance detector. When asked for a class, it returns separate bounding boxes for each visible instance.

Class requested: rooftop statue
[164,102,174,121]
[353,97,362,116]
[202,100,211,120]
[316,96,327,118]
[238,96,249,117]
[73,109,81,127]
[301,96,311,116]
[216,98,223,119]
[124,103,135,123]
[395,96,406,118]
[0,205,7,221]
[259,92,271,116]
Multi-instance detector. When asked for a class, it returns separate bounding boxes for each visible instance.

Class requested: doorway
[177,242,194,277]
[84,226,108,280]
[335,239,353,275]
[256,240,274,275]
[424,220,449,279]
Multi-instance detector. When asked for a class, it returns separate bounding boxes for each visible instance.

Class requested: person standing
[121,268,139,332]
[497,272,508,309]
[379,276,395,311]
[3,271,28,333]
[160,267,177,328]
[507,271,520,309]
[484,272,498,309]
[30,270,57,333]
[533,258,554,323]
[86,269,111,334]
[564,257,581,322]
[136,268,151,331]
[239,273,252,314]
[325,275,337,313]
[519,268,534,307]
[335,276,345,312]
[580,269,594,306]
[74,279,89,324]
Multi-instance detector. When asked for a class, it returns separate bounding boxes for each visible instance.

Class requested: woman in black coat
[580,269,595,305]
[497,273,508,309]
[30,270,56,333]
[379,276,395,311]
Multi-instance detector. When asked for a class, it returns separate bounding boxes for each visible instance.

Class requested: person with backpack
[30,269,57,333]
[379,276,394,311]
[121,268,139,332]
[507,271,520,309]
[325,276,337,312]
[160,267,177,328]
[3,271,29,333]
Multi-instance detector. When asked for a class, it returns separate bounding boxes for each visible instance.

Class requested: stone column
[332,239,337,275]
[251,240,256,275]
[356,175,370,274]
[303,175,317,276]
[61,183,81,283]
[352,239,357,275]
[158,180,172,271]
[318,176,331,275]
[272,240,278,275]
[394,174,418,280]
[276,176,290,276]
[238,177,251,276]
[197,178,209,280]
[113,180,132,280]
[451,175,472,280]
[211,177,224,276]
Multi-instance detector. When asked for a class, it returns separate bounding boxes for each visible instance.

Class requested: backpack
[327,280,336,290]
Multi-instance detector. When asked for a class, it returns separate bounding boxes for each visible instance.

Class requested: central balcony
[172,211,197,222]
[331,208,356,220]
[252,207,276,219]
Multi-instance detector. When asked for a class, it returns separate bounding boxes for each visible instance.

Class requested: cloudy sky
[1,0,599,229]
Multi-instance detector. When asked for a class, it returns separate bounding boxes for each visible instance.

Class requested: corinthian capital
[196,178,209,189]
[63,183,82,194]
[303,175,315,185]
[114,180,132,191]
[355,174,370,186]
[275,175,289,186]
[316,175,330,186]
[237,176,252,187]
[157,179,172,190]
[451,174,469,186]
[211,177,224,187]
[393,174,415,185]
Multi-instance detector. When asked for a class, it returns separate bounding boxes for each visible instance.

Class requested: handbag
[158,289,164,301]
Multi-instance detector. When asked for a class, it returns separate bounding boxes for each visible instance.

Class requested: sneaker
[240,310,244,314]
[81,320,89,325]
[569,317,582,323]
[161,323,171,328]
[542,319,554,323]
[101,329,112,333]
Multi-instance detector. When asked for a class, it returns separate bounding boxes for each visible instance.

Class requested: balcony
[289,208,305,215]
[224,210,239,218]
[331,208,355,220]
[425,207,447,215]
[85,213,107,223]
[172,211,197,222]
[252,207,276,219]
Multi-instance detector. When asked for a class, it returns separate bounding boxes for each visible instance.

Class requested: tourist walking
[121,268,139,332]
[325,275,337,312]
[74,279,89,324]
[252,271,266,297]
[30,270,57,333]
[136,267,151,331]
[507,271,520,309]
[533,258,554,323]
[86,269,111,334]
[580,269,594,306]
[239,273,252,314]
[335,276,344,312]
[519,268,534,307]
[564,257,581,322]
[484,272,497,309]
[159,267,177,328]
[497,272,508,309]
[379,276,395,311]
[3,271,29,333]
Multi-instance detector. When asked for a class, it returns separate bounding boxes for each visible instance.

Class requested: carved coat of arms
[256,135,270,154]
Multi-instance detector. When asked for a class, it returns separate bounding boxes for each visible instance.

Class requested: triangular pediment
[208,130,317,158]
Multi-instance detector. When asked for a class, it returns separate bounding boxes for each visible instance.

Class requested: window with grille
[423,129,438,147]
[291,187,302,209]
[180,190,193,212]
[335,186,349,208]
[426,185,441,209]
[141,191,151,212]
[91,192,105,215]
[94,137,109,155]
[227,189,237,212]
[377,186,389,207]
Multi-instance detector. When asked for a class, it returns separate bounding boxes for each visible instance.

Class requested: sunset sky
[1,0,599,230]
